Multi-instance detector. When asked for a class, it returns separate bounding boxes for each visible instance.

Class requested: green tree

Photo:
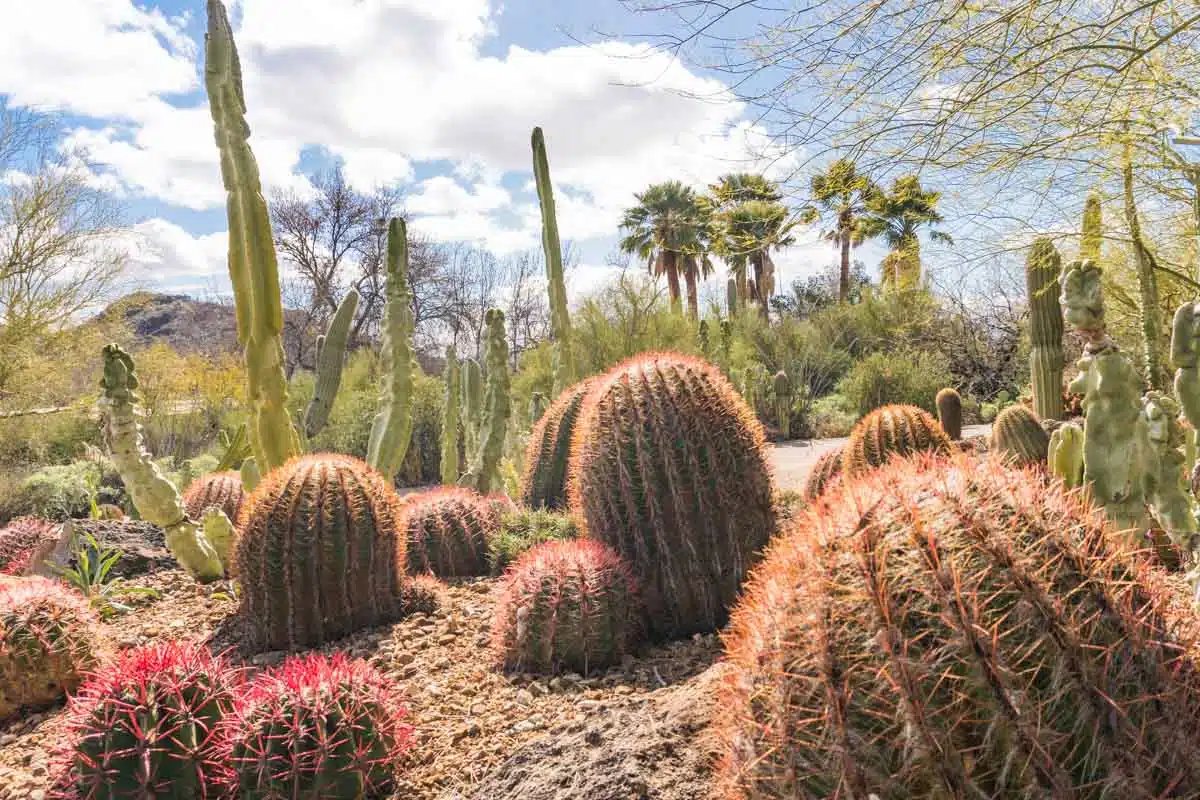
[715,200,796,319]
[863,175,953,289]
[619,180,709,318]
[801,160,882,304]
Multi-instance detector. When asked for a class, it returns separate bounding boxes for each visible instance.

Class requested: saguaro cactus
[1026,238,1065,420]
[303,289,358,439]
[459,310,511,494]
[440,345,461,484]
[367,218,415,483]
[532,127,575,394]
[773,370,792,440]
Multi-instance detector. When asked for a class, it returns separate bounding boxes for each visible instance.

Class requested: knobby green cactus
[1048,421,1084,489]
[1142,391,1197,549]
[1026,238,1065,420]
[719,320,732,373]
[459,310,511,494]
[532,127,575,395]
[462,357,483,454]
[440,345,461,484]
[367,218,416,482]
[1171,302,1200,430]
[773,370,792,440]
[99,345,225,582]
[303,289,358,439]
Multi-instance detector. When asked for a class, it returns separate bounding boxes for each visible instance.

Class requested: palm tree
[863,175,952,289]
[715,200,796,319]
[801,159,882,303]
[708,173,783,206]
[619,181,708,317]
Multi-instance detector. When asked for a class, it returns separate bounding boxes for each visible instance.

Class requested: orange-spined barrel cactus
[233,454,406,650]
[182,470,246,526]
[843,403,952,475]
[801,447,843,503]
[400,486,505,577]
[490,539,642,675]
[568,352,775,639]
[0,576,103,720]
[717,452,1200,799]
[991,403,1050,466]
[519,378,594,510]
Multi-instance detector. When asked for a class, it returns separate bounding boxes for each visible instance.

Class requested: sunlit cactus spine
[773,370,792,439]
[401,486,504,577]
[459,309,511,494]
[303,288,357,438]
[491,539,642,675]
[935,386,962,439]
[366,218,415,483]
[52,641,238,799]
[801,448,843,504]
[519,378,594,511]
[842,403,951,476]
[233,454,407,650]
[1026,238,1065,420]
[717,452,1200,799]
[568,352,775,639]
[0,517,58,576]
[182,470,247,529]
[0,577,103,721]
[440,345,461,484]
[991,404,1050,466]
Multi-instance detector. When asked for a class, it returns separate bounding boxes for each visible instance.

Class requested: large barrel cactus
[717,451,1200,798]
[182,471,246,527]
[519,378,594,510]
[991,403,1050,466]
[233,454,406,650]
[843,403,952,475]
[567,352,775,639]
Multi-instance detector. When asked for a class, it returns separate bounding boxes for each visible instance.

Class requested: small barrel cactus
[233,454,407,650]
[801,448,843,503]
[934,386,962,439]
[223,653,413,799]
[399,574,445,616]
[843,403,952,475]
[0,516,58,576]
[717,451,1200,798]
[568,352,775,639]
[491,539,642,675]
[52,641,239,798]
[0,577,103,720]
[181,470,246,527]
[991,403,1050,466]
[400,486,504,577]
[519,378,594,510]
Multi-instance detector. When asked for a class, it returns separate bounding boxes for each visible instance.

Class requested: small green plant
[48,530,160,620]
[489,509,580,575]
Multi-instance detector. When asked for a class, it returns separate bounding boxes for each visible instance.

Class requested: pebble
[515,688,534,705]
[437,634,456,645]
[577,699,604,711]
[510,715,544,733]
[529,681,549,697]
[30,791,45,800]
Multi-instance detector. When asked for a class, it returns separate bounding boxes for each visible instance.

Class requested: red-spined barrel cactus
[717,452,1200,799]
[0,576,103,720]
[991,403,1050,466]
[519,378,594,510]
[233,454,406,650]
[52,641,239,799]
[801,447,843,503]
[223,653,412,799]
[568,352,775,639]
[0,516,58,576]
[491,539,642,675]
[182,471,246,526]
[843,403,952,475]
[400,486,505,577]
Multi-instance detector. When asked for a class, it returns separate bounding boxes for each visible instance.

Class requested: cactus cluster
[1026,238,1065,420]
[0,517,58,576]
[459,309,511,494]
[843,403,951,475]
[233,454,406,650]
[990,403,1050,466]
[401,486,505,577]
[519,378,594,511]
[568,352,775,639]
[491,540,641,675]
[717,451,1200,798]
[801,448,843,503]
[181,471,246,529]
[934,386,962,439]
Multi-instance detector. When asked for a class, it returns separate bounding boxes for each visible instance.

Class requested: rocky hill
[93,292,243,357]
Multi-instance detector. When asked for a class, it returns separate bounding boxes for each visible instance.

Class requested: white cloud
[120,219,230,293]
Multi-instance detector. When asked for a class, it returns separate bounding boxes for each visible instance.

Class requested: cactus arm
[304,289,358,438]
[531,127,575,393]
[214,423,249,473]
[366,218,415,482]
[440,345,461,484]
[1048,422,1084,489]
[459,309,511,494]
[99,345,223,582]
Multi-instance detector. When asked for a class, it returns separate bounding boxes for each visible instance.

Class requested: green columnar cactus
[99,344,225,581]
[440,345,461,484]
[726,277,738,317]
[773,370,792,440]
[741,364,764,414]
[1026,238,1065,420]
[459,309,511,494]
[1081,192,1102,261]
[1171,302,1200,429]
[990,404,1050,466]
[204,0,300,472]
[303,289,358,439]
[698,319,711,357]
[532,127,575,394]
[719,320,732,373]
[520,379,595,511]
[843,404,952,476]
[529,391,547,425]
[462,357,483,454]
[1049,421,1084,488]
[366,218,415,483]
[1142,391,1197,548]
[934,387,963,439]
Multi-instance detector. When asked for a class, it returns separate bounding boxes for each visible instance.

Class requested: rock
[510,716,544,734]
[514,688,534,705]
[38,520,175,578]
[251,651,285,667]
[529,681,549,697]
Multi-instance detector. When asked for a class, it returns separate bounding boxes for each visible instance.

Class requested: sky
[0,0,878,305]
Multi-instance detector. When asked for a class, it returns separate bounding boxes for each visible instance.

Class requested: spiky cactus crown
[52,640,240,799]
[843,403,952,475]
[491,539,642,675]
[0,577,103,721]
[519,377,595,511]
[567,352,775,639]
[801,447,843,503]
[233,453,407,650]
[181,471,246,528]
[717,452,1200,799]
[400,486,504,578]
[991,403,1050,466]
[0,517,58,576]
[934,386,962,440]
[222,653,413,799]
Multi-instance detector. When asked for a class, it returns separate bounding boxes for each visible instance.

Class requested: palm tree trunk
[1123,139,1164,389]
[683,257,699,319]
[735,264,748,302]
[839,224,852,304]
[665,251,683,315]
[752,253,769,320]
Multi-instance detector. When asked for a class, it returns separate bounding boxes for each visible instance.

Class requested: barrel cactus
[717,451,1200,798]
[0,576,103,720]
[233,454,407,650]
[182,471,246,528]
[0,516,58,576]
[400,486,505,578]
[801,448,843,503]
[568,352,775,639]
[519,378,594,511]
[490,539,641,675]
[991,403,1050,466]
[934,386,962,439]
[843,403,952,476]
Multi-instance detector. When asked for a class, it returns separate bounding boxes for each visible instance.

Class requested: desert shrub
[12,461,102,521]
[489,509,580,575]
[807,394,858,438]
[836,347,954,417]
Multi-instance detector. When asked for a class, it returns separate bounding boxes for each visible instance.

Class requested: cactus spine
[990,404,1050,466]
[303,289,358,438]
[459,309,511,494]
[1026,238,1065,420]
[773,370,792,439]
[1049,421,1084,488]
[366,218,415,482]
[440,345,461,484]
[935,387,962,439]
[532,127,575,394]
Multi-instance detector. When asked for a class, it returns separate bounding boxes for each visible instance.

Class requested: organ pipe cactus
[303,289,358,439]
[773,370,792,439]
[532,127,575,394]
[1026,238,1065,420]
[726,277,738,316]
[366,218,415,483]
[719,320,732,373]
[440,345,461,484]
[459,309,511,494]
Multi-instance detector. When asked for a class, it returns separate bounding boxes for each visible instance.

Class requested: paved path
[768,423,992,490]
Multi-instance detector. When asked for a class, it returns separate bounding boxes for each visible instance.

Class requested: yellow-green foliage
[836,348,954,417]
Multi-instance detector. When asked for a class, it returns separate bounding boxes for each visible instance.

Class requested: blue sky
[1,0,868,306]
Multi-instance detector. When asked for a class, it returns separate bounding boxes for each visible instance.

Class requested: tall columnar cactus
[400,486,505,577]
[1026,238,1065,420]
[459,309,511,494]
[490,539,642,676]
[567,352,776,639]
[1142,391,1197,548]
[726,277,738,317]
[717,452,1200,799]
[698,319,711,357]
[1081,191,1103,261]
[772,370,792,439]
[934,386,962,439]
[366,218,415,483]
[801,447,843,503]
[233,454,406,650]
[204,0,300,472]
[1171,301,1200,430]
[462,357,483,454]
[440,345,461,484]
[1049,421,1085,488]
[520,378,594,510]
[182,471,246,528]
[842,403,952,476]
[719,320,732,373]
[990,404,1050,466]
[99,344,227,581]
[528,391,546,425]
[741,364,765,415]
[303,289,358,439]
[532,127,575,394]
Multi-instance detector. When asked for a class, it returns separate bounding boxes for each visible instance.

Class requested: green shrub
[13,462,102,521]
[807,394,858,439]
[488,509,580,575]
[0,409,102,469]
[835,348,954,417]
